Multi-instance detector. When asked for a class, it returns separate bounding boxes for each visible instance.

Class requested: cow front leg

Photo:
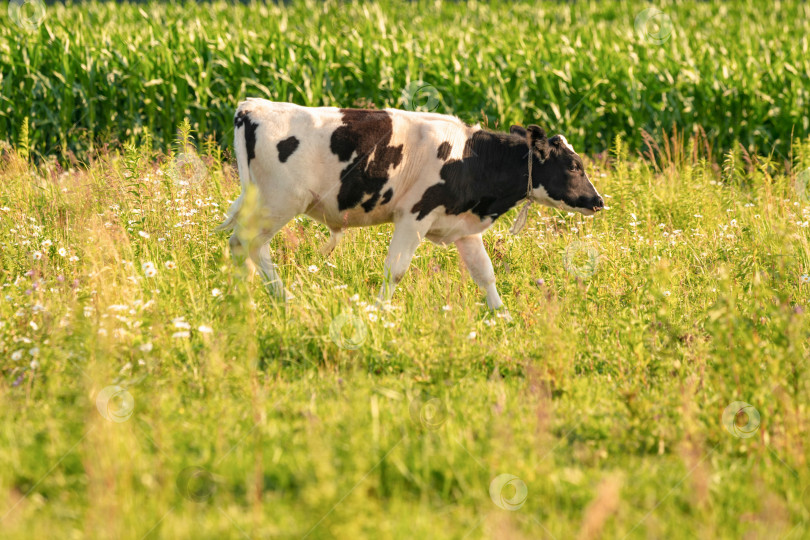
[455,234,508,315]
[378,220,428,303]
[320,227,343,256]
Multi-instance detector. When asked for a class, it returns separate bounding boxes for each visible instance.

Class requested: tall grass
[1,124,809,537]
[1,0,809,159]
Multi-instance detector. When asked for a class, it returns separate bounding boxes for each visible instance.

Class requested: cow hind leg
[455,234,510,318]
[231,214,296,300]
[229,232,256,281]
[229,232,247,264]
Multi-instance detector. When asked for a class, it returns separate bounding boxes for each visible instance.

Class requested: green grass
[1,0,809,158]
[2,0,810,537]
[1,126,809,538]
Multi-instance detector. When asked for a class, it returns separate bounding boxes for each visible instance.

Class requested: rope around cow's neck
[508,146,535,235]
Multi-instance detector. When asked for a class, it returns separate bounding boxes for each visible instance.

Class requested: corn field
[1,0,809,159]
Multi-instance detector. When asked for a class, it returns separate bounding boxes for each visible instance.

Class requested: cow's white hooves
[495,309,513,322]
[265,285,295,302]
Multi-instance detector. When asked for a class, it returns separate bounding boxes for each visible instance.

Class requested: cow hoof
[495,308,513,322]
[265,285,295,302]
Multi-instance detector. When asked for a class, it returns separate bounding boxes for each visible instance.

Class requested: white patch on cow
[557,134,576,154]
[531,181,600,217]
[530,183,554,206]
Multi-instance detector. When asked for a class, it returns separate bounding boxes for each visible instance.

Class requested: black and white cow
[220,98,603,311]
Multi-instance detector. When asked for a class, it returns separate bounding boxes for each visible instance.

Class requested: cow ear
[509,125,527,137]
[527,125,547,145]
[527,125,550,160]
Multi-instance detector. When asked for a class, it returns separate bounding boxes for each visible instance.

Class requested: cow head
[510,125,604,216]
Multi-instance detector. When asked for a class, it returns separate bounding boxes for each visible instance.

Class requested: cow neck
[508,141,536,235]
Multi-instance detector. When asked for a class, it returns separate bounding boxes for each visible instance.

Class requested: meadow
[2,0,810,539]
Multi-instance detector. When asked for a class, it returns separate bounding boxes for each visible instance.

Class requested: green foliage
[1,0,809,159]
[175,118,193,156]
[16,117,29,162]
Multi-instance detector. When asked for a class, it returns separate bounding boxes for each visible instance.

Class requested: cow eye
[569,163,578,172]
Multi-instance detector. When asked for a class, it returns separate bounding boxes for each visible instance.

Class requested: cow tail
[216,108,251,232]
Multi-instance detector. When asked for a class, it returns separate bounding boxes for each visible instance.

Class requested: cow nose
[592,197,605,212]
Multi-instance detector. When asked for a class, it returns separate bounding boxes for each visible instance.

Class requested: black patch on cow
[412,131,529,221]
[412,122,604,220]
[277,136,299,163]
[233,110,246,128]
[381,188,394,205]
[330,109,403,212]
[437,142,452,160]
[410,126,602,219]
[234,110,260,165]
